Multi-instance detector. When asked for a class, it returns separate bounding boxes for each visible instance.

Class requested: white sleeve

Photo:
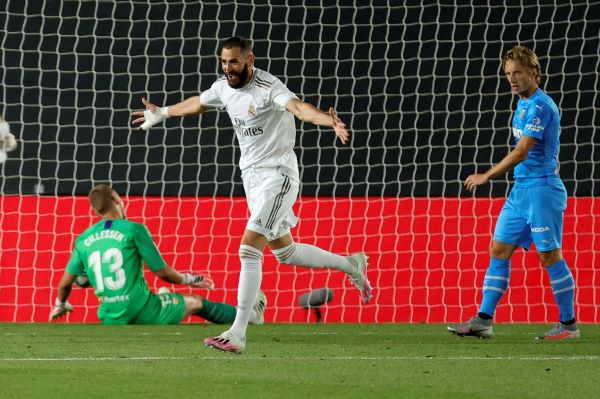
[270,78,299,111]
[199,80,225,110]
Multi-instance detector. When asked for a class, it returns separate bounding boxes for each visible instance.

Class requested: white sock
[230,244,263,340]
[271,243,354,274]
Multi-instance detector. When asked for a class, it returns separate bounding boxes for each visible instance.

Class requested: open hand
[464,173,490,192]
[132,98,167,130]
[329,108,349,144]
[182,273,215,290]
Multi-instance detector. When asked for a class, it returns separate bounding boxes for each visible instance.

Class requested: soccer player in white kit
[132,36,372,354]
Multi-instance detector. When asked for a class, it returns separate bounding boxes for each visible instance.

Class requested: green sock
[197,298,237,324]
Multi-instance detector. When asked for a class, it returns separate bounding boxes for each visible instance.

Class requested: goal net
[1,1,598,323]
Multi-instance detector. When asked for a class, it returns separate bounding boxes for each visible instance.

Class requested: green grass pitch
[1,323,599,398]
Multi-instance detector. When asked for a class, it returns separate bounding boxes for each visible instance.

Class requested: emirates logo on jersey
[248,103,257,117]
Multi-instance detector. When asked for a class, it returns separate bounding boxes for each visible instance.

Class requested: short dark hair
[222,36,253,54]
[89,184,115,215]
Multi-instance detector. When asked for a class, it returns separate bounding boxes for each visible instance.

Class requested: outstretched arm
[132,97,210,131]
[154,266,215,290]
[285,98,349,144]
[464,135,537,192]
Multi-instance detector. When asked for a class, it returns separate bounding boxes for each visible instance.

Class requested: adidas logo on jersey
[255,219,262,226]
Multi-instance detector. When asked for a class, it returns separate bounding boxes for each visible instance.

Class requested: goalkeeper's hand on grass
[50,299,74,320]
[182,273,215,290]
[131,97,169,131]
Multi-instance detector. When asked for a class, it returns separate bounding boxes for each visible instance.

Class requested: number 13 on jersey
[88,248,126,292]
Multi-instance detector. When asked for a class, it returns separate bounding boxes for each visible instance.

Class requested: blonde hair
[502,46,542,85]
[89,184,115,215]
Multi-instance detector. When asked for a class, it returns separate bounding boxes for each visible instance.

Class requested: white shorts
[242,167,300,241]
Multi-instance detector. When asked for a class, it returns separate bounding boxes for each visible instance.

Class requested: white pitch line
[3,333,39,336]
[133,332,184,336]
[1,355,599,362]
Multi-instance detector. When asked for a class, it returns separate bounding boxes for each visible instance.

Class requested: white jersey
[200,67,300,179]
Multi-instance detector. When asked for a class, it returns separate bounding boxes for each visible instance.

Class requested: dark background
[0,1,598,197]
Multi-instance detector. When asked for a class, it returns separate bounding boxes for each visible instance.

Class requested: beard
[227,64,250,88]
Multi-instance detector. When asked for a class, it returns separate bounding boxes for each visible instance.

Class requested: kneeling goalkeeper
[51,184,266,325]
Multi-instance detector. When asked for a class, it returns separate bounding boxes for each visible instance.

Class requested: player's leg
[204,229,267,353]
[202,289,267,354]
[447,240,516,338]
[182,294,236,324]
[446,238,516,338]
[478,240,516,319]
[530,184,578,339]
[537,248,579,339]
[130,292,183,325]
[206,169,290,353]
[448,192,527,338]
[540,249,575,327]
[446,242,515,339]
[269,234,372,303]
[233,231,267,334]
[180,290,266,325]
[133,290,263,326]
[269,234,354,273]
[242,168,371,302]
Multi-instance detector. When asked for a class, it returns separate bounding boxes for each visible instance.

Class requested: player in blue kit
[447,46,578,340]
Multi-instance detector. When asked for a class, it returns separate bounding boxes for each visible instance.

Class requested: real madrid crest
[248,103,256,117]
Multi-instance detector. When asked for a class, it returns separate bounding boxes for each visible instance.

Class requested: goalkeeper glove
[50,298,74,320]
[182,273,215,290]
[0,119,17,164]
[140,106,169,131]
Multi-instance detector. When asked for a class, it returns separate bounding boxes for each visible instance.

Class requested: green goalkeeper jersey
[65,219,166,322]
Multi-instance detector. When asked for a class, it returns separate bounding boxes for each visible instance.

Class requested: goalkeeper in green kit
[51,184,266,325]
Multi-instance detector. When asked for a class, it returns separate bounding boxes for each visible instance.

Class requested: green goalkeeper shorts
[100,292,186,325]
[131,292,186,325]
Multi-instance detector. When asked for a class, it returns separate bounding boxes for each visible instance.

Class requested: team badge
[248,103,256,117]
[519,108,526,119]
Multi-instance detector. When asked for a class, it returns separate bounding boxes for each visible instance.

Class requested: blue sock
[478,258,510,318]
[546,259,576,323]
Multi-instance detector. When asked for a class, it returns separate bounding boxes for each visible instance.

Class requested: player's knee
[271,243,296,264]
[185,294,204,312]
[490,241,514,259]
[239,244,264,269]
[539,249,562,267]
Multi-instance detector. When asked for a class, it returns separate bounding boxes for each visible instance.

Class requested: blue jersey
[511,88,561,182]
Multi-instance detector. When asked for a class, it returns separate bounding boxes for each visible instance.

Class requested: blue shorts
[493,179,567,252]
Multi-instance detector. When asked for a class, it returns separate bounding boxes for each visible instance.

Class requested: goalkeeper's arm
[50,272,77,320]
[154,266,215,290]
[131,96,210,131]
